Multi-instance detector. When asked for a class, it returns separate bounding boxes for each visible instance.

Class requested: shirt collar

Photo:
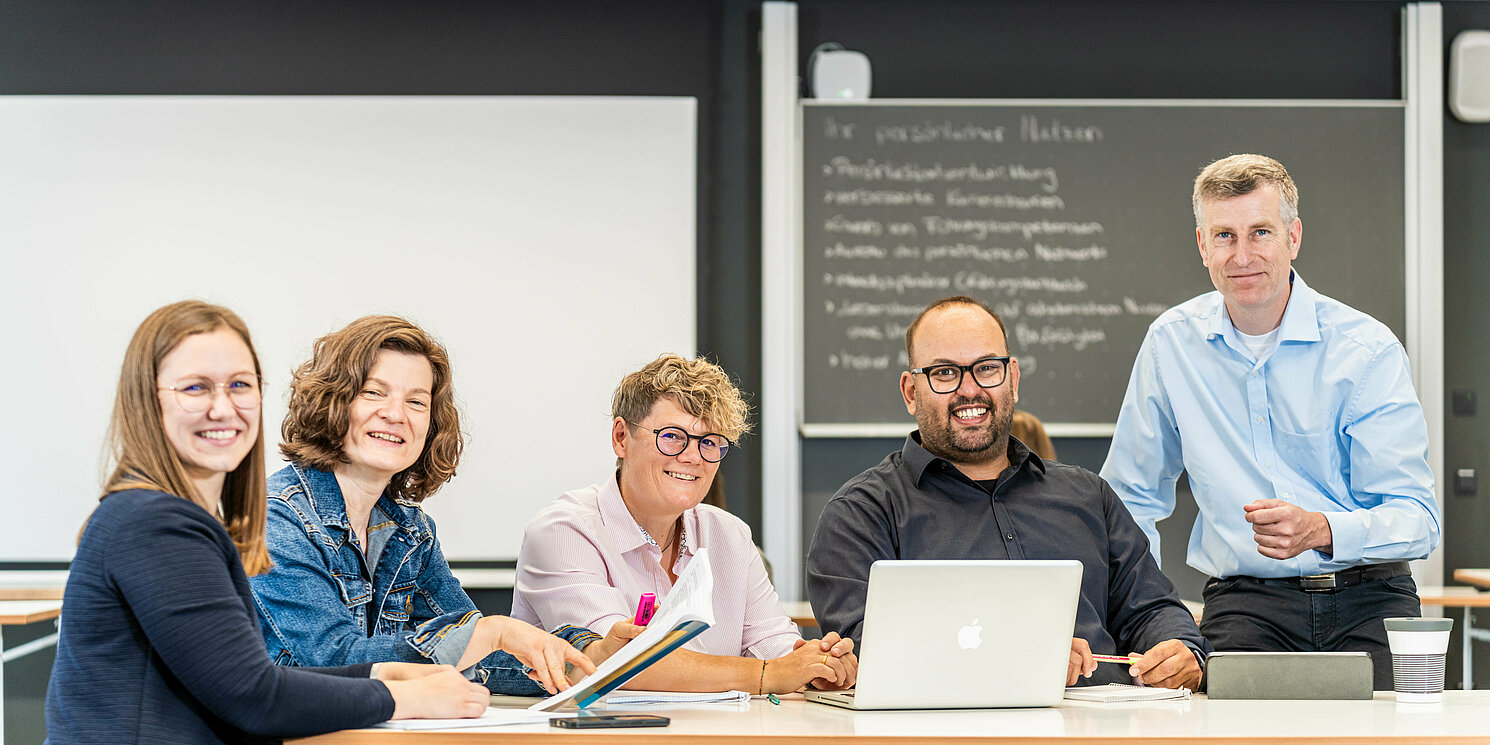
[600,471,698,558]
[291,462,425,535]
[901,430,1045,488]
[1205,269,1321,345]
[1275,270,1322,343]
[598,471,665,555]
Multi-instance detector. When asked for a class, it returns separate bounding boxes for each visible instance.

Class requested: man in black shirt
[806,295,1207,689]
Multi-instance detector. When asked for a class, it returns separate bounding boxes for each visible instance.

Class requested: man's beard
[915,391,1014,465]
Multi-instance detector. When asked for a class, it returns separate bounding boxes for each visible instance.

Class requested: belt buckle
[1300,573,1337,592]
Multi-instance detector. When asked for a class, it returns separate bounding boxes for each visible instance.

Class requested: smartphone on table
[551,714,670,729]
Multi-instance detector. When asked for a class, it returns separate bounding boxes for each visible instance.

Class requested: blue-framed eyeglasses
[625,420,733,463]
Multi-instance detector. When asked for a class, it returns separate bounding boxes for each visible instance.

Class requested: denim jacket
[249,463,595,695]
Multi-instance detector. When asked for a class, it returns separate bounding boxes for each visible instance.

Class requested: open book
[528,548,717,712]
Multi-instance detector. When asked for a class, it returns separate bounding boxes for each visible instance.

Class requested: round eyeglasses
[908,356,1011,394]
[626,421,733,463]
[159,377,263,413]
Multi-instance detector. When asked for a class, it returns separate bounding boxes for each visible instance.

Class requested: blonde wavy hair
[102,300,271,575]
[611,354,752,456]
[280,316,462,503]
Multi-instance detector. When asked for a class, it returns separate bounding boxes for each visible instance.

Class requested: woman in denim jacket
[48,301,491,744]
[250,316,628,695]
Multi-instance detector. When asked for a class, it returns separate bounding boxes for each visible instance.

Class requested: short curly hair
[280,316,462,502]
[612,354,752,445]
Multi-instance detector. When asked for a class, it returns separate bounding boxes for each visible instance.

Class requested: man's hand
[1244,499,1333,559]
[1066,637,1096,685]
[1129,639,1201,690]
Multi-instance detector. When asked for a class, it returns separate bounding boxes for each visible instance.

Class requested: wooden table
[780,600,1207,629]
[0,570,67,601]
[291,690,1490,744]
[0,600,63,745]
[1454,569,1490,590]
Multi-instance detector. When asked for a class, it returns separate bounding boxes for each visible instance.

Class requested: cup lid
[1384,617,1453,632]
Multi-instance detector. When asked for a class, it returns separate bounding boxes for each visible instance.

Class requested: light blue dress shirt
[1100,272,1440,580]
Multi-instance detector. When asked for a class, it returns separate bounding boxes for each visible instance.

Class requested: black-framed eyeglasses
[625,420,733,463]
[908,356,1012,394]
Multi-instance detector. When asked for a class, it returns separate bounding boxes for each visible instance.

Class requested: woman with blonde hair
[251,316,624,695]
[45,301,489,744]
[514,354,858,694]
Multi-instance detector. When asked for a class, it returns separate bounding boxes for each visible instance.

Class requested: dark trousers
[1200,574,1422,690]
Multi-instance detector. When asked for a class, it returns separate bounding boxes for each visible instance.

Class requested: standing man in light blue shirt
[1101,154,1440,688]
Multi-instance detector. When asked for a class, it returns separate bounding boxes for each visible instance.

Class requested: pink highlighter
[633,593,656,626]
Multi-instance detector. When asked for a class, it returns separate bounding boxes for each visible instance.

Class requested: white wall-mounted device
[1450,30,1490,123]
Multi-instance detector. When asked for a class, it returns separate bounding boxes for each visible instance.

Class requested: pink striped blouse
[513,474,800,660]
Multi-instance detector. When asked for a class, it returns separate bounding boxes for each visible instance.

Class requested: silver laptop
[806,559,1082,710]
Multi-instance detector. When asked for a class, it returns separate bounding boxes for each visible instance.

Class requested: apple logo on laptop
[957,619,983,650]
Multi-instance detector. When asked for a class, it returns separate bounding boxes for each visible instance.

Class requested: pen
[1091,654,1142,665]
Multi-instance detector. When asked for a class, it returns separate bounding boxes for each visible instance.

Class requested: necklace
[638,518,688,555]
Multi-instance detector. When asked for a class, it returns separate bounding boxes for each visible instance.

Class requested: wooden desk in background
[0,600,63,745]
[780,600,1207,630]
[292,691,1490,744]
[1419,585,1490,692]
[1456,569,1490,590]
[0,570,66,601]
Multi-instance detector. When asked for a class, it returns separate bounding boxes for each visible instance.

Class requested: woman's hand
[579,620,647,671]
[482,616,597,694]
[764,633,854,693]
[374,661,446,682]
[793,633,858,690]
[383,665,489,720]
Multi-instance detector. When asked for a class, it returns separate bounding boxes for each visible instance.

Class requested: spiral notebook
[1062,683,1191,703]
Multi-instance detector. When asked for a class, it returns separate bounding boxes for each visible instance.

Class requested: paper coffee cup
[1385,617,1453,703]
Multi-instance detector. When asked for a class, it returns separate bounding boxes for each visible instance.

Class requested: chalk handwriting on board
[801,104,1405,428]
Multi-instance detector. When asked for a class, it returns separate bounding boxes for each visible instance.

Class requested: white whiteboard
[0,96,697,562]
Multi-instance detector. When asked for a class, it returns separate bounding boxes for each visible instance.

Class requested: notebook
[1062,683,1190,703]
[805,559,1082,710]
[603,690,751,705]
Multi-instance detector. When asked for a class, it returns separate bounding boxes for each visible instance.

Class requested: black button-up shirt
[806,433,1208,685]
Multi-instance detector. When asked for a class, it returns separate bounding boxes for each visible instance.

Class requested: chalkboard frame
[797,98,1410,437]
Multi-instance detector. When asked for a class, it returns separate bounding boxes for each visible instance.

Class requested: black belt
[1227,562,1411,593]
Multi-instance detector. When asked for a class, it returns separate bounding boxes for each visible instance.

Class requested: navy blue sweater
[45,489,395,744]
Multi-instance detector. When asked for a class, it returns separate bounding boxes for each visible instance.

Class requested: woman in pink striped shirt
[514,354,857,694]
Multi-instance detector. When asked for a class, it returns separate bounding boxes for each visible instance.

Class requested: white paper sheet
[373,707,574,730]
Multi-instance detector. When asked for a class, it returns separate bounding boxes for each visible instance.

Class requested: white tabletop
[292,691,1490,743]
[0,600,63,625]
